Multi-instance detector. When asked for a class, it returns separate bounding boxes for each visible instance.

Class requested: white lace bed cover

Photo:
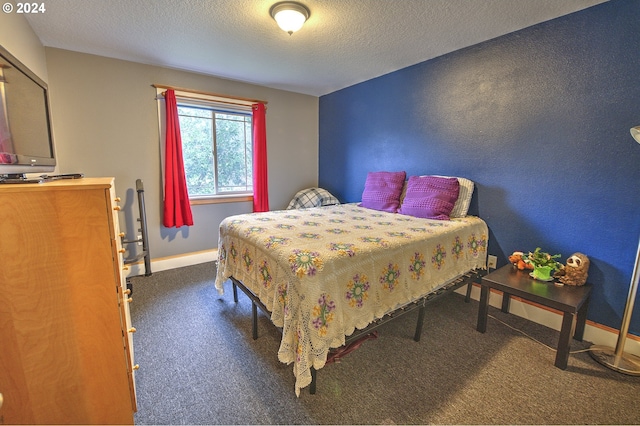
[215,203,488,395]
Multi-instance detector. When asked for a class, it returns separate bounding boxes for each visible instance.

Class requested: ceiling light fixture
[270,2,310,35]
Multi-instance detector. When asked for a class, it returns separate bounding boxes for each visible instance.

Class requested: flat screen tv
[0,43,56,182]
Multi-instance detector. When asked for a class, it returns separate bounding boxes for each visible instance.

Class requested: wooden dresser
[0,178,137,424]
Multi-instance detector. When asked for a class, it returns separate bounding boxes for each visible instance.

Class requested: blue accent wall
[319,0,640,334]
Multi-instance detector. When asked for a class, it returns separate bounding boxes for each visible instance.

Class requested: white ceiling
[26,0,607,97]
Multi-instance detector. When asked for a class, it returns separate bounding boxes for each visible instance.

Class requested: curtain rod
[152,84,267,105]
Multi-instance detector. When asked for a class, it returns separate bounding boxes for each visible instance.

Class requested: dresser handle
[119,232,125,238]
[132,364,140,371]
[126,297,133,303]
[124,289,131,295]
[115,197,121,202]
[128,327,137,333]
[119,248,126,253]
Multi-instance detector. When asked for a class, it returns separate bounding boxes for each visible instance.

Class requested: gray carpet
[129,262,640,425]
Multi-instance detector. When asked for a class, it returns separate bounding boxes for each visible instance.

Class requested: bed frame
[229,268,485,394]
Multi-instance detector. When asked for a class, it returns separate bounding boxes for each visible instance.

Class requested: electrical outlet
[488,255,497,269]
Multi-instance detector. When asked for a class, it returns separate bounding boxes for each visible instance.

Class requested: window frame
[156,88,257,205]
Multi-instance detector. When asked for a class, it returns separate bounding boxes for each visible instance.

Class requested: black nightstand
[477,264,592,369]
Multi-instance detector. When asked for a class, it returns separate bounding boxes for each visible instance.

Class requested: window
[177,102,253,199]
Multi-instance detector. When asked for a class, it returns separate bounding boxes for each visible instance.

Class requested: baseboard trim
[127,251,640,358]
[124,248,218,277]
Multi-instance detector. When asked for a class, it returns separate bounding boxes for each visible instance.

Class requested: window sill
[190,194,253,205]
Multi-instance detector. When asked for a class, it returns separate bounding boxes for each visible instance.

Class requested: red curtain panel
[163,89,194,227]
[252,103,269,212]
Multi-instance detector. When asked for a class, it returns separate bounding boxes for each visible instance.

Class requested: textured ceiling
[25,0,607,96]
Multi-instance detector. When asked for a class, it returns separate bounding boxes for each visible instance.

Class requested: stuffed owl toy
[555,252,590,286]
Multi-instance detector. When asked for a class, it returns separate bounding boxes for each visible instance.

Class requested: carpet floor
[129,262,640,425]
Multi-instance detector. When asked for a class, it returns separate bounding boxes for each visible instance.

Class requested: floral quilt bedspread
[215,203,488,395]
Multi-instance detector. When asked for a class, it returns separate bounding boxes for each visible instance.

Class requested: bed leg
[414,305,426,342]
[252,302,258,340]
[310,367,317,394]
[232,283,238,303]
[465,282,472,303]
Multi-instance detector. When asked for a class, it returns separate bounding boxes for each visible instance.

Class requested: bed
[216,173,489,394]
[215,174,489,395]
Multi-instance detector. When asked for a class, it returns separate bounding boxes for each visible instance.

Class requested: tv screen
[0,43,56,180]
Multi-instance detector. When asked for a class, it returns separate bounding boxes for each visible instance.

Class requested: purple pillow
[398,175,460,220]
[359,171,406,212]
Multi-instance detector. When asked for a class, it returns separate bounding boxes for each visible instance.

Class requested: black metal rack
[122,179,151,277]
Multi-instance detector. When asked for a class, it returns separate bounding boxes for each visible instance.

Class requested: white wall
[44,48,319,260]
[0,12,48,82]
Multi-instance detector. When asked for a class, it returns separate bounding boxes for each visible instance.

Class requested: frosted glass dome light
[270,2,310,35]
